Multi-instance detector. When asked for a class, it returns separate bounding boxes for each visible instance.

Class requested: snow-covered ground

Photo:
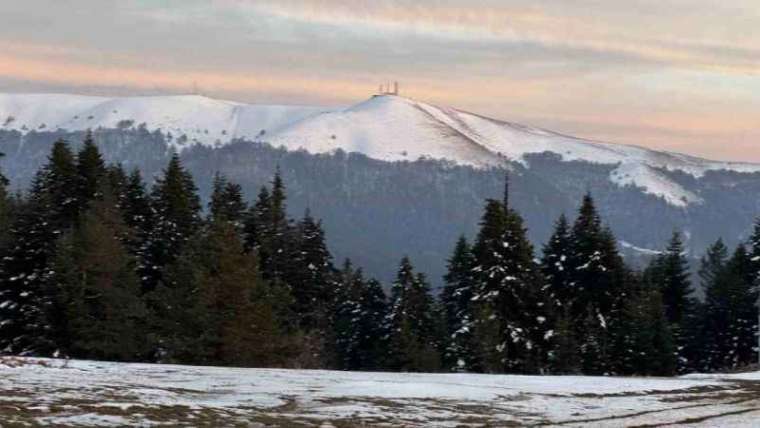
[2,357,759,427]
[3,92,760,207]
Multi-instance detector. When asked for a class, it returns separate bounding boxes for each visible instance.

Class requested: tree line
[0,134,757,375]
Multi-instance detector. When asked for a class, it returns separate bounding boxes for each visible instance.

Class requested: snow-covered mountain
[2,92,760,207]
[0,93,326,148]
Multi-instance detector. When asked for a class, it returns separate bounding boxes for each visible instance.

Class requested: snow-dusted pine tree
[0,140,79,354]
[148,219,283,367]
[441,236,476,371]
[264,168,293,282]
[47,183,147,361]
[243,185,271,254]
[143,153,202,292]
[385,257,440,372]
[645,231,698,372]
[566,193,627,373]
[333,261,387,370]
[116,168,153,285]
[699,244,758,371]
[244,169,295,284]
[75,131,107,210]
[208,172,247,230]
[291,210,334,331]
[610,277,676,376]
[542,214,572,308]
[470,196,549,374]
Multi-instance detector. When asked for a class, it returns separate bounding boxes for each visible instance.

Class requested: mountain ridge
[2,91,759,207]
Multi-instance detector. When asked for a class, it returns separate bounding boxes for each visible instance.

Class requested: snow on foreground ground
[1,358,760,427]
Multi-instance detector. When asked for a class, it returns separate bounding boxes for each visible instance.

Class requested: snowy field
[1,357,759,427]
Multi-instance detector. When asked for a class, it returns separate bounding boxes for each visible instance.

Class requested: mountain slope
[268,95,760,207]
[2,92,760,207]
[1,128,759,285]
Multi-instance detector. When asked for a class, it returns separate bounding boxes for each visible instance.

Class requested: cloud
[233,0,760,75]
[1,1,759,161]
[0,51,368,102]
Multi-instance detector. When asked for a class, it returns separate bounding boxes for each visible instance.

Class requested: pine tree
[271,210,336,369]
[117,169,152,279]
[144,153,202,291]
[0,141,79,354]
[46,184,148,361]
[356,278,388,370]
[76,131,107,209]
[692,239,728,371]
[240,171,303,333]
[144,233,207,363]
[243,171,295,284]
[43,229,78,357]
[470,198,549,373]
[749,218,760,276]
[385,257,440,372]
[542,214,572,307]
[149,220,285,367]
[568,195,626,317]
[656,232,696,326]
[290,210,334,331]
[105,168,154,292]
[609,272,676,376]
[0,152,14,259]
[748,218,760,366]
[646,290,678,376]
[566,194,627,374]
[332,261,368,370]
[200,221,283,367]
[700,244,758,371]
[244,186,271,253]
[262,169,293,282]
[45,140,81,228]
[208,172,247,230]
[578,304,611,375]
[548,308,581,374]
[440,236,476,371]
[699,239,729,288]
[469,200,507,372]
[105,164,130,217]
[106,163,128,193]
[646,231,697,372]
[121,169,152,232]
[0,155,15,341]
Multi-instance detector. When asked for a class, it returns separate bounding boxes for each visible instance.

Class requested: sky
[0,0,758,161]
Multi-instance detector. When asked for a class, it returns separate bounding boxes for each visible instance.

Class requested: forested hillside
[2,128,760,285]
[0,134,757,375]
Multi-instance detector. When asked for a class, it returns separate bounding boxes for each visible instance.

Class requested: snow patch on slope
[610,163,702,207]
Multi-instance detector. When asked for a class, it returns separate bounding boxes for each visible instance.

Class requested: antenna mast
[377,80,401,96]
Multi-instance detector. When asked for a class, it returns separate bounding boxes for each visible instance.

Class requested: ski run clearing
[1,357,760,427]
